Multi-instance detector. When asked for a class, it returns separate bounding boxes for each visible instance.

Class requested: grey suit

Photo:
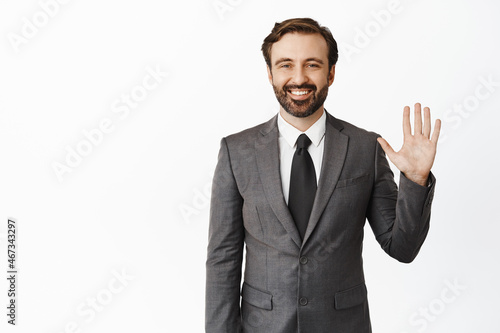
[206,111,435,332]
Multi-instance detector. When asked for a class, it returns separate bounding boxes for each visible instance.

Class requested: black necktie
[288,134,317,241]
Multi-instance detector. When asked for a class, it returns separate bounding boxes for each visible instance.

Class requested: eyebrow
[305,58,324,64]
[274,57,325,66]
[274,58,293,66]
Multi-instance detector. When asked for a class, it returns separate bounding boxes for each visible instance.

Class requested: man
[206,18,440,333]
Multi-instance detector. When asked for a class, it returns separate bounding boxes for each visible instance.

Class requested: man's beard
[273,82,329,118]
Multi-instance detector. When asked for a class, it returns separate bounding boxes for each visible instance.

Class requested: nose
[291,66,309,86]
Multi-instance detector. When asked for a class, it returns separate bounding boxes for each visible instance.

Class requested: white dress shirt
[277,110,326,204]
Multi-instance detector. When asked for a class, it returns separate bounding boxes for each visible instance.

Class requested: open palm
[377,103,441,186]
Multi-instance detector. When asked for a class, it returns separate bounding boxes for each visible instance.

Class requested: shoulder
[223,115,277,147]
[326,112,380,143]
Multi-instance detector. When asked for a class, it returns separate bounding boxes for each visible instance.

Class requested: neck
[280,107,324,132]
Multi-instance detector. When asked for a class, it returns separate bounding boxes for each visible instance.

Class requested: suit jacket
[206,111,435,333]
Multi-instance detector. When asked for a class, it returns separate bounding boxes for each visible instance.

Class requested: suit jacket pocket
[335,174,369,189]
[334,283,367,310]
[241,282,273,310]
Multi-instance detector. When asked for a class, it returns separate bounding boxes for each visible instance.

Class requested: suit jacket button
[299,256,308,264]
[299,297,308,306]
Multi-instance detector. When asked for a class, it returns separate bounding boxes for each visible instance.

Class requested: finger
[377,137,396,160]
[431,119,441,144]
[423,106,431,138]
[403,105,411,137]
[414,103,422,135]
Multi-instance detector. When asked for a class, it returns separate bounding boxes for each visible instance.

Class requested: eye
[307,63,319,68]
[280,64,291,68]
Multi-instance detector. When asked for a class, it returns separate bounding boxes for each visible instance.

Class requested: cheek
[271,77,287,90]
[270,73,281,84]
[270,69,290,83]
[312,75,330,89]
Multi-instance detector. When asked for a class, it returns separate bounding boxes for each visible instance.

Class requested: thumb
[377,137,396,160]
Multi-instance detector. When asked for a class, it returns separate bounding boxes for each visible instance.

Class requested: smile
[287,89,313,100]
[290,90,310,95]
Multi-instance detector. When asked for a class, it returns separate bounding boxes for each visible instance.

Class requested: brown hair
[262,18,338,70]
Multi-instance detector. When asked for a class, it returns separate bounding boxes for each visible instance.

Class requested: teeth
[290,90,310,96]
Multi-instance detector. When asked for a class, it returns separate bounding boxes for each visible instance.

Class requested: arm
[368,103,440,262]
[366,142,435,263]
[205,138,244,333]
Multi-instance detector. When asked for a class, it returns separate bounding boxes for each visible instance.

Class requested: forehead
[270,32,328,63]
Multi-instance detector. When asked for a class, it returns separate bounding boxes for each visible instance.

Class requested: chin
[284,105,319,118]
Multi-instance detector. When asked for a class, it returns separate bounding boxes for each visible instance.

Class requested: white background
[1,0,499,332]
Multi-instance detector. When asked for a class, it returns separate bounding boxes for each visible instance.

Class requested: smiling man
[268,32,333,125]
[206,18,440,333]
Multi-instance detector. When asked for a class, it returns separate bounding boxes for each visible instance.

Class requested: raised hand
[377,103,441,186]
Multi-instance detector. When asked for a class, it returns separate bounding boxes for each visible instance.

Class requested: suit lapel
[255,115,302,249]
[302,112,348,245]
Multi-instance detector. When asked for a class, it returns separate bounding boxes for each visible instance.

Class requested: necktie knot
[296,134,312,150]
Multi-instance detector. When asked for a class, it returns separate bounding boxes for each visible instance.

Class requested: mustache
[283,84,317,92]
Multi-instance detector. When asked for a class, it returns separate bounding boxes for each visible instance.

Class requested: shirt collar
[277,109,326,148]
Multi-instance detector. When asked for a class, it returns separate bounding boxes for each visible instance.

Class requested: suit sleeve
[205,138,244,333]
[366,138,436,263]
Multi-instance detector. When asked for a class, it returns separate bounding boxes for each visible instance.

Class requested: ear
[267,65,273,85]
[328,65,335,86]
